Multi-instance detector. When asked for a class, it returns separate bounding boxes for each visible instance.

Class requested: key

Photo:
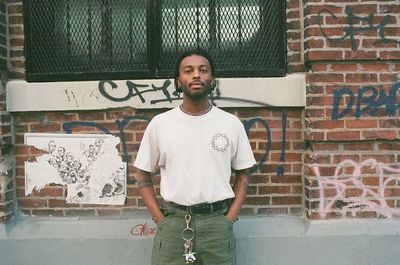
[182,214,196,263]
[184,241,196,263]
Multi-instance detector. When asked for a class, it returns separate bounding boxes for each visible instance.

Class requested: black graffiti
[318,7,399,51]
[99,79,175,104]
[63,114,289,181]
[332,82,400,120]
[98,80,271,107]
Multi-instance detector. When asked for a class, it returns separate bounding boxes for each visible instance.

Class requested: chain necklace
[179,103,212,116]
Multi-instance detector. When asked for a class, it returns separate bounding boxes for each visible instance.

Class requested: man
[134,49,255,265]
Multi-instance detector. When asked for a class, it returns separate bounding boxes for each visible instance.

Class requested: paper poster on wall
[24,133,126,205]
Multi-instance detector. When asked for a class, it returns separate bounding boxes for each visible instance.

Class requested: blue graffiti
[243,117,271,174]
[318,7,399,51]
[332,82,400,120]
[63,113,289,181]
[277,112,287,176]
[63,116,151,184]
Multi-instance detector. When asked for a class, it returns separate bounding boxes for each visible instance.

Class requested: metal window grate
[24,0,286,82]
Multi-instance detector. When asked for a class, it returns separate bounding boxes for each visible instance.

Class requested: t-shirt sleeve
[133,120,160,173]
[232,120,256,170]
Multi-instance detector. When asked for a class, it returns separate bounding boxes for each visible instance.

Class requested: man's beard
[182,83,212,101]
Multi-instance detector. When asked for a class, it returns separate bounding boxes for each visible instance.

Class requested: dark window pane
[24,0,286,81]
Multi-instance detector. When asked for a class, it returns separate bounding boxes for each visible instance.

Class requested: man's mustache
[189,81,205,86]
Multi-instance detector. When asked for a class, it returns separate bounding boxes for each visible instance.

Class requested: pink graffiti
[312,159,400,218]
[130,222,156,237]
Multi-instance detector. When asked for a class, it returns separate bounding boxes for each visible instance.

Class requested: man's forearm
[135,169,165,223]
[225,169,249,221]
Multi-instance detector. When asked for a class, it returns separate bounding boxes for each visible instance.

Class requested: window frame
[23,0,287,82]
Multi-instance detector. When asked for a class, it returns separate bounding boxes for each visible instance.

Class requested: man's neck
[181,97,211,115]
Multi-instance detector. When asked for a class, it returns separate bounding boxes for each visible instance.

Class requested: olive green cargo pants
[151,202,236,265]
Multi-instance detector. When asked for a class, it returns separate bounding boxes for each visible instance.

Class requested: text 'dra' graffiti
[332,82,400,120]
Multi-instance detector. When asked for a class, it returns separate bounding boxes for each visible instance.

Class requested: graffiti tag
[312,159,400,219]
[332,82,400,120]
[130,222,156,237]
[318,7,399,51]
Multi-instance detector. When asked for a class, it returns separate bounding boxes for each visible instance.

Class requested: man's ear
[175,78,182,93]
[212,76,216,88]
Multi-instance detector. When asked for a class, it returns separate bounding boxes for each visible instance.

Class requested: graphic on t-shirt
[211,132,230,152]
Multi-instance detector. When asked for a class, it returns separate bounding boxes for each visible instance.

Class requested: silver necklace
[180,103,212,116]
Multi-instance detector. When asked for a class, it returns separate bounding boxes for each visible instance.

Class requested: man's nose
[192,69,200,79]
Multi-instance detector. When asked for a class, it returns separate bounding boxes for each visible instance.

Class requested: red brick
[307,51,344,61]
[307,73,344,83]
[31,187,64,197]
[359,63,390,72]
[287,10,300,19]
[245,197,271,205]
[327,131,361,141]
[258,185,291,195]
[343,143,374,151]
[64,209,96,217]
[362,130,397,140]
[331,64,358,72]
[271,196,302,205]
[345,119,378,129]
[380,74,398,82]
[344,51,378,60]
[348,4,377,14]
[360,154,396,163]
[31,209,64,217]
[310,64,328,72]
[345,73,378,83]
[362,39,397,49]
[306,5,343,15]
[18,198,47,208]
[380,4,400,13]
[8,4,23,15]
[380,51,400,60]
[310,120,344,129]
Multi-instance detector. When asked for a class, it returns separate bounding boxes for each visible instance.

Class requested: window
[24,0,286,82]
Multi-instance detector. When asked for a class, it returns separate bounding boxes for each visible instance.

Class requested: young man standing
[134,49,255,265]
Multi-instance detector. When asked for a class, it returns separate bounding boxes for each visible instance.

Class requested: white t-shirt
[134,106,256,206]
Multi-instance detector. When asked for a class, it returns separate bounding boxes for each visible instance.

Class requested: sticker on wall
[24,133,126,205]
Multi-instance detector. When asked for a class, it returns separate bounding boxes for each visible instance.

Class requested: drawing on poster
[24,133,126,205]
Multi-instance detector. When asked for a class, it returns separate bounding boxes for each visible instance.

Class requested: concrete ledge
[1,216,400,265]
[6,74,306,112]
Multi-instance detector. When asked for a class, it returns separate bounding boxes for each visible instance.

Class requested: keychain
[182,214,196,263]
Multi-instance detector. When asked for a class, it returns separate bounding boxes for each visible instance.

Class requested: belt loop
[210,203,213,213]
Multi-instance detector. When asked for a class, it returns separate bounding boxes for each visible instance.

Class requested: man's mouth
[189,81,204,88]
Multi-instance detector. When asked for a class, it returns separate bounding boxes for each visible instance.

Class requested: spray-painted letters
[318,7,399,51]
[332,82,400,120]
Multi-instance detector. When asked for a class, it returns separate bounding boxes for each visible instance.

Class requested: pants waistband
[165,199,231,214]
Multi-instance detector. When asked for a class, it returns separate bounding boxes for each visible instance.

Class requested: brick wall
[8,0,400,223]
[0,0,14,223]
[13,108,304,217]
[304,0,400,219]
[3,0,307,221]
